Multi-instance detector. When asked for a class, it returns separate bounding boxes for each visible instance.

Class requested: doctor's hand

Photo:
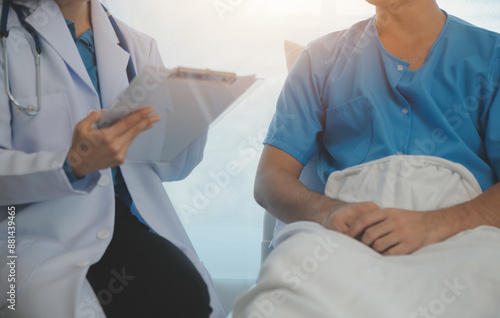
[67,107,161,178]
[322,201,380,235]
[348,209,449,256]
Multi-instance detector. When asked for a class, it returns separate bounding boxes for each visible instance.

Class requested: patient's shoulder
[305,18,376,65]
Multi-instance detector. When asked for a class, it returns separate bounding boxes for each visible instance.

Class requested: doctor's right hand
[67,107,161,178]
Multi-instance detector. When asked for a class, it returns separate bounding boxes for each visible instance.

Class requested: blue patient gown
[265,12,500,191]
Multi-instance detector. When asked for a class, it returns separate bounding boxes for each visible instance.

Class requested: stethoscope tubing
[1,0,42,115]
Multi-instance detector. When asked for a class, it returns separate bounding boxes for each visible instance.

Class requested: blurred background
[102,0,500,311]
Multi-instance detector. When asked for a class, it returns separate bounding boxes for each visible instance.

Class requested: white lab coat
[0,1,225,317]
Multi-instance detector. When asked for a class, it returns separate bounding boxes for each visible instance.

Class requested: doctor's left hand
[347,209,451,256]
[67,107,161,178]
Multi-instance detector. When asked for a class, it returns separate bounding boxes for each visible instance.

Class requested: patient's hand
[348,209,446,256]
[322,201,379,235]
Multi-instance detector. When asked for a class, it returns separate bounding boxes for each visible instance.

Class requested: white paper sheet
[97,65,260,163]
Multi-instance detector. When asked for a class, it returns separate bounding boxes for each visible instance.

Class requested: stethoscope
[0,0,136,116]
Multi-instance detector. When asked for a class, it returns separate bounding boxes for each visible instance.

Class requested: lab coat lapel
[91,0,130,109]
[24,0,96,96]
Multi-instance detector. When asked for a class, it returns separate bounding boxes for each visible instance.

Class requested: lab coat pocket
[323,95,373,169]
[11,92,74,153]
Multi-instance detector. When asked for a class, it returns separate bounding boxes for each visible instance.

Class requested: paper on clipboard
[97,65,260,163]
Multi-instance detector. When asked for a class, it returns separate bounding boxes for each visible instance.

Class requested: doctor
[0,0,225,317]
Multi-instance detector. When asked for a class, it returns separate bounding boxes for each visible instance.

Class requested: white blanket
[233,156,500,318]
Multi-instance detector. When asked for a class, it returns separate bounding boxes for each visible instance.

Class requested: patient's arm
[256,145,500,256]
[349,182,500,255]
[255,145,379,233]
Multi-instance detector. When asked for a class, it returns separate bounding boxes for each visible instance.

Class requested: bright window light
[265,0,321,17]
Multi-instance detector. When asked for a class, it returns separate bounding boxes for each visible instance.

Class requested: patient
[234,3,500,316]
[254,0,500,256]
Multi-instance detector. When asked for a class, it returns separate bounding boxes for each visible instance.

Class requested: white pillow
[284,40,306,72]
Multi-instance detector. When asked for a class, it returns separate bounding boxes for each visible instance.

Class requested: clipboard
[97,65,260,163]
